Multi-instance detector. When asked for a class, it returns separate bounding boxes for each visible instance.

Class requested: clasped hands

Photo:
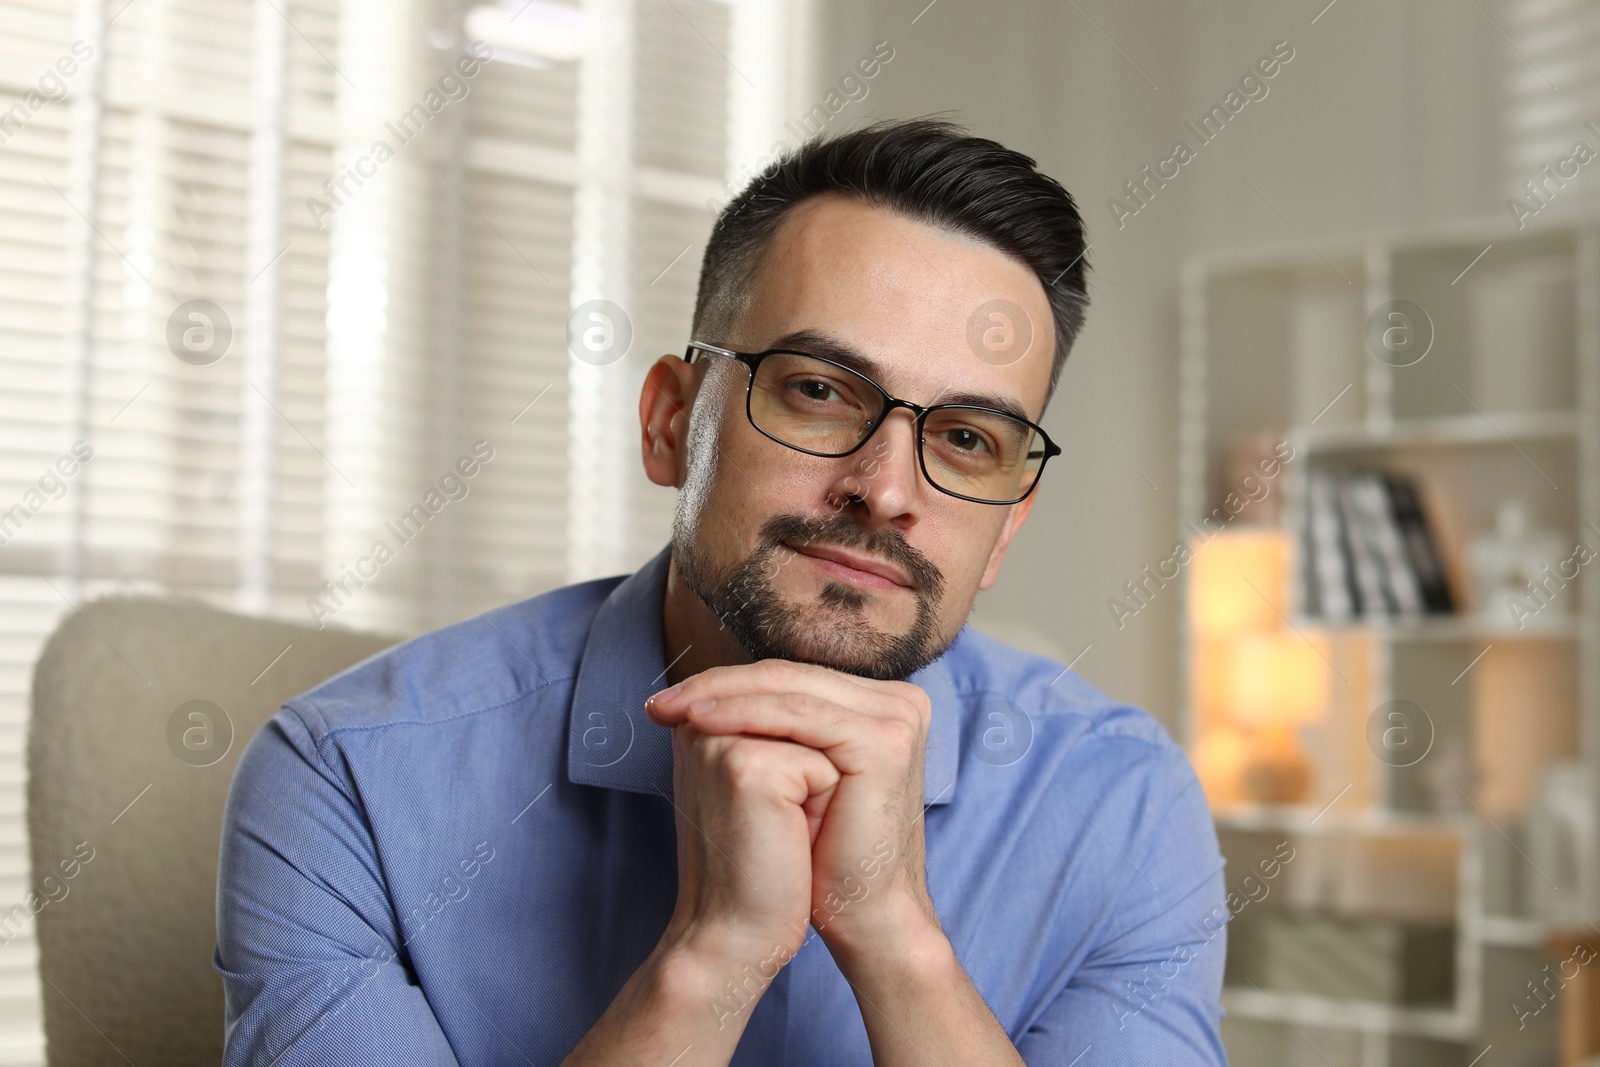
[644,659,943,971]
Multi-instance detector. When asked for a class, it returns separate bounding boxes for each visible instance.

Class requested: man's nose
[828,408,923,517]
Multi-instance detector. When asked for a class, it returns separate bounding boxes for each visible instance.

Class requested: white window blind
[0,0,814,1056]
[1504,0,1600,214]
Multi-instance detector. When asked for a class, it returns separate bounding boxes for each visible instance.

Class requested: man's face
[658,194,1055,680]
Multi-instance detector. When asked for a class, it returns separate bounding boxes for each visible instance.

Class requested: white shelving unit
[1179,214,1600,1067]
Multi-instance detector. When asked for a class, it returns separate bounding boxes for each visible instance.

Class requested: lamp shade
[1188,529,1289,635]
[1229,632,1329,730]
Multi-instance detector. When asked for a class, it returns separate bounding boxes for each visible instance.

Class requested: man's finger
[672,692,917,776]
[647,659,927,726]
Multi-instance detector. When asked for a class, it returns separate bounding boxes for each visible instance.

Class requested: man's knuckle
[896,684,932,722]
[878,717,918,755]
[765,659,806,685]
[721,740,769,787]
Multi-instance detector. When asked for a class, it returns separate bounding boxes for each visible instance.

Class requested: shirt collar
[565,543,960,806]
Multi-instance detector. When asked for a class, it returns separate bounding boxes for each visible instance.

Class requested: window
[0,0,814,1053]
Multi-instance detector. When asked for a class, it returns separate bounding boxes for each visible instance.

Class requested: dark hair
[691,118,1091,405]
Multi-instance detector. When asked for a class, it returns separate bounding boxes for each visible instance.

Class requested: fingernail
[688,698,716,715]
[653,682,683,705]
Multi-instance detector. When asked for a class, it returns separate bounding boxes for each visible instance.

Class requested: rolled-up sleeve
[214,706,461,1066]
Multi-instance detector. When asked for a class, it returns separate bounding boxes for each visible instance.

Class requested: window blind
[0,0,815,1056]
[1504,0,1600,214]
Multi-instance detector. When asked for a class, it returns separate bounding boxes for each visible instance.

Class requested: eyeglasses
[684,340,1061,505]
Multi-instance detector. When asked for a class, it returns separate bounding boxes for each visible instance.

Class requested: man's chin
[753,592,932,678]
[766,629,890,677]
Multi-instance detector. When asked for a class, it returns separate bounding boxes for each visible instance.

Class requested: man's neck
[661,555,753,687]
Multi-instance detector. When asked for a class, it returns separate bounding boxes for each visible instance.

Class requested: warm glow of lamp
[1193,727,1252,809]
[1188,529,1288,635]
[1229,633,1330,730]
[1225,633,1329,804]
[1186,527,1328,808]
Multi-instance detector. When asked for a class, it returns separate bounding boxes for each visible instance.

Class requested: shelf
[1214,805,1472,838]
[1295,411,1579,455]
[1291,615,1581,642]
[1478,914,1600,947]
[1219,987,1470,1040]
[1479,915,1552,948]
[1184,218,1600,1064]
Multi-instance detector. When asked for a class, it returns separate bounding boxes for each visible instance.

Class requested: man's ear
[640,355,698,489]
[978,490,1038,591]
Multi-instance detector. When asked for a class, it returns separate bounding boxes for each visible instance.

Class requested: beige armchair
[26,597,396,1067]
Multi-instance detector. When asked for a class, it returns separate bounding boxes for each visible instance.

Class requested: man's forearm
[833,921,1025,1067]
[561,930,773,1067]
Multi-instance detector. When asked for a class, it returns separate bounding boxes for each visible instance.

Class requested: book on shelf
[1305,470,1356,620]
[1301,468,1454,621]
[1385,474,1455,614]
[1350,471,1426,617]
[1338,472,1393,618]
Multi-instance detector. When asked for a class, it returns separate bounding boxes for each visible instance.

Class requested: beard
[672,511,951,681]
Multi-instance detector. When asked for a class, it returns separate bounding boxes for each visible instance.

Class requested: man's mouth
[781,540,912,590]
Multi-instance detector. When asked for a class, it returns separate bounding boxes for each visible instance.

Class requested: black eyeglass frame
[684,339,1062,506]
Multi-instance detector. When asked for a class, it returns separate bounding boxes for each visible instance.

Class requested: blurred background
[1,0,1598,1064]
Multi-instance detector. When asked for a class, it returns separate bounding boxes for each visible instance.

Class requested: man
[216,119,1227,1065]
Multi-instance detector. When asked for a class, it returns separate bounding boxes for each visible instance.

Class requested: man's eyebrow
[766,328,1036,424]
[935,389,1035,424]
[768,329,886,378]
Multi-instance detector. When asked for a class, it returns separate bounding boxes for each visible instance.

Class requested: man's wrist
[661,917,804,968]
[562,923,784,1063]
[650,923,805,1037]
[656,922,802,994]
[823,900,954,984]
[643,937,720,1011]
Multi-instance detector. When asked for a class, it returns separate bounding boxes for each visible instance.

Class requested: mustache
[757,512,945,599]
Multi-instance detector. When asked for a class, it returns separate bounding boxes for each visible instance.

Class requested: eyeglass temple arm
[684,340,738,364]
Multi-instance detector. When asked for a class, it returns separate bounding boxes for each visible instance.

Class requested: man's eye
[941,427,992,452]
[796,379,836,401]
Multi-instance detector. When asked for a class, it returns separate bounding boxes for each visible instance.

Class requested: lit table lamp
[1228,633,1330,804]
[1189,529,1286,636]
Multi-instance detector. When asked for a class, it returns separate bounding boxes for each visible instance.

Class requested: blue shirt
[215,543,1228,1065]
